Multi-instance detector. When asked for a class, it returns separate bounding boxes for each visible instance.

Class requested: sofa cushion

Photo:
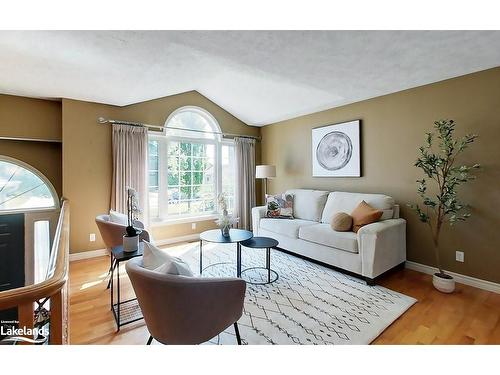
[298,224,359,253]
[260,218,316,239]
[321,192,395,224]
[286,189,329,222]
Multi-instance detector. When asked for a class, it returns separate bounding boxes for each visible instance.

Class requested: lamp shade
[256,165,276,179]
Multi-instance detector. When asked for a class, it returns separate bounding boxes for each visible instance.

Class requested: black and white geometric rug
[177,242,416,345]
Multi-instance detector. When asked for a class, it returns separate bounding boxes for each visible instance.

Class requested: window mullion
[159,138,169,220]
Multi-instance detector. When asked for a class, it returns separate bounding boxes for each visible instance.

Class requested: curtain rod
[0,135,62,143]
[97,117,261,141]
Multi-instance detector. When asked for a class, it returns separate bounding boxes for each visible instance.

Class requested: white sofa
[251,189,406,284]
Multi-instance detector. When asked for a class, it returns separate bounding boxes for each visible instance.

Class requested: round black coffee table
[199,229,253,277]
[240,237,279,285]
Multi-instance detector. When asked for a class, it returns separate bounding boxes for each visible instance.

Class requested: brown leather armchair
[126,257,246,345]
[95,214,151,288]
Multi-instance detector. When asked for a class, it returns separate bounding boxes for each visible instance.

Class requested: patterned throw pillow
[266,194,294,219]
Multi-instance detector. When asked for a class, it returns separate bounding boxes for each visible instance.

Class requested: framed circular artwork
[312,120,360,177]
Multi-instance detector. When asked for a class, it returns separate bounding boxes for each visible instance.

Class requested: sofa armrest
[357,218,406,278]
[251,206,267,235]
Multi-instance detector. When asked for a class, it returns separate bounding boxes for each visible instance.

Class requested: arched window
[164,106,222,140]
[148,106,235,222]
[0,156,58,212]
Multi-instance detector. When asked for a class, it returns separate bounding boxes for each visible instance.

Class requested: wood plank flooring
[69,242,500,345]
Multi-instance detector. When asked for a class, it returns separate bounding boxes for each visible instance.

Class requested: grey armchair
[95,214,151,288]
[126,257,247,345]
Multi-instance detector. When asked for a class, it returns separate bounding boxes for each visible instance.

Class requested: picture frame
[312,119,361,177]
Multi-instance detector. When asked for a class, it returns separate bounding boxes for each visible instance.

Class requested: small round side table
[199,229,253,277]
[240,237,279,285]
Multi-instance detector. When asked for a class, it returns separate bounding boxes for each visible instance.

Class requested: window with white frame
[148,107,236,222]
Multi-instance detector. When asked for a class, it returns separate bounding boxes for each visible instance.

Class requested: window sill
[150,214,219,227]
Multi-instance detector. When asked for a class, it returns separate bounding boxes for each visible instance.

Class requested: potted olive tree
[410,120,480,293]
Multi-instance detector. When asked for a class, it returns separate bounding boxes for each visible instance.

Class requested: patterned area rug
[179,242,416,345]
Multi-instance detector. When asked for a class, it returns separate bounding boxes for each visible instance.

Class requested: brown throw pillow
[351,201,383,233]
[331,212,353,232]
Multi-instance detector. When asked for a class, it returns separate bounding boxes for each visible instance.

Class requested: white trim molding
[69,248,109,262]
[154,233,200,246]
[405,261,500,294]
[69,234,200,262]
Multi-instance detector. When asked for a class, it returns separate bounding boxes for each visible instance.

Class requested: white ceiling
[0,31,499,126]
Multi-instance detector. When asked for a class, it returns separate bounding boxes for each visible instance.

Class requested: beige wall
[62,91,261,253]
[0,94,62,195]
[0,140,62,196]
[62,99,122,253]
[261,67,500,283]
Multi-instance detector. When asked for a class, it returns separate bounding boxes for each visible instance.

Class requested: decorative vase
[432,273,455,293]
[123,234,139,253]
[221,225,230,238]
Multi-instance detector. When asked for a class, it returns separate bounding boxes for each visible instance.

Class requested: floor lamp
[256,165,276,202]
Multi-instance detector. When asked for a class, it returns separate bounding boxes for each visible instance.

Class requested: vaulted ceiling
[0,31,499,126]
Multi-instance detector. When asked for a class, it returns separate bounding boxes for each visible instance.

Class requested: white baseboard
[69,234,200,262]
[69,248,109,262]
[154,233,200,246]
[405,261,500,294]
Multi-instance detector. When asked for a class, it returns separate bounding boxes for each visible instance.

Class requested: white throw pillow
[154,259,193,277]
[142,241,193,276]
[109,210,128,225]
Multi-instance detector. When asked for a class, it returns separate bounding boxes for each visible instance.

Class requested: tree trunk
[432,219,445,275]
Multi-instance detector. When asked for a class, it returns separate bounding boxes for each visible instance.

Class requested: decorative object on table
[312,119,361,177]
[123,187,142,253]
[256,165,276,198]
[265,193,294,219]
[351,200,383,233]
[330,212,353,232]
[409,119,480,293]
[215,193,238,237]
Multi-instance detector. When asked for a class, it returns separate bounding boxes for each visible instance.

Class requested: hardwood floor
[69,242,500,345]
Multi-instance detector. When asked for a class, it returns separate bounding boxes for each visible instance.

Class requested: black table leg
[117,260,120,331]
[237,242,241,277]
[199,239,203,275]
[110,258,114,311]
[107,257,116,289]
[266,248,271,283]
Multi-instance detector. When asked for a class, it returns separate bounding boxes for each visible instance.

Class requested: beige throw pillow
[351,201,383,233]
[331,212,353,232]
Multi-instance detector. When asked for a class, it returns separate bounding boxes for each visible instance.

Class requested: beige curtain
[111,124,148,222]
[234,137,256,230]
